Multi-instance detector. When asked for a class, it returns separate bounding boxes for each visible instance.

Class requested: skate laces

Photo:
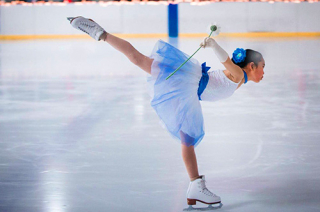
[200,179,214,196]
[78,21,96,35]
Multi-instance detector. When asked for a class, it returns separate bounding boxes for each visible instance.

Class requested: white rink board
[0,2,320,35]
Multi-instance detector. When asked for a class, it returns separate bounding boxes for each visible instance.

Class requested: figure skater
[67,16,265,208]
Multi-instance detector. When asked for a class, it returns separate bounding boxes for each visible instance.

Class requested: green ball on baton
[166,23,220,80]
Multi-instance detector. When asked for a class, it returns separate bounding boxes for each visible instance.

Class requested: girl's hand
[200,37,216,49]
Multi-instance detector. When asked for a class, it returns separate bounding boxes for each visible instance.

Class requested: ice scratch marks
[247,137,263,166]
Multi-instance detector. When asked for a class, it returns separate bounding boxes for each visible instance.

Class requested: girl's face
[252,58,265,83]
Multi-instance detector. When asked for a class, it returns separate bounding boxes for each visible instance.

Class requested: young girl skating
[67,16,265,209]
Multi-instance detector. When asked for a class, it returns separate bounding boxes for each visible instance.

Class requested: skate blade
[183,203,223,211]
[67,17,75,22]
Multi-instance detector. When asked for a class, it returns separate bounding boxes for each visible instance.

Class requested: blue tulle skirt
[147,40,204,147]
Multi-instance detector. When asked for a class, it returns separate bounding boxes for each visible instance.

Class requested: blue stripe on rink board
[168,4,178,37]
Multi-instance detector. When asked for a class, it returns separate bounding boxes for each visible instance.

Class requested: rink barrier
[0,32,320,40]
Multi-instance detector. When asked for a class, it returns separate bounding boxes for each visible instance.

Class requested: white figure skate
[67,16,106,41]
[183,175,223,211]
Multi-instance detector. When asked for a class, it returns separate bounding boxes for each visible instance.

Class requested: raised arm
[201,37,244,83]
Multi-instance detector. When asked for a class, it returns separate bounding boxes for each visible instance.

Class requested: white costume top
[200,69,240,102]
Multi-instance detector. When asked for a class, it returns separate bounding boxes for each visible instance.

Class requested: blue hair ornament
[232,48,246,64]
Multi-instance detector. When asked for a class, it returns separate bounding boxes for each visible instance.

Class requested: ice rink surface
[0,37,320,212]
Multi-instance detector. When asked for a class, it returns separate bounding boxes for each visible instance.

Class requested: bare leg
[182,144,200,181]
[100,32,153,74]
[180,131,200,181]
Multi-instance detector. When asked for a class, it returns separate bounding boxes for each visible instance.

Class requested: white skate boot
[183,175,223,211]
[67,16,106,41]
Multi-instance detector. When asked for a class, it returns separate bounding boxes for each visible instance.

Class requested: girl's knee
[133,54,152,74]
[129,53,142,66]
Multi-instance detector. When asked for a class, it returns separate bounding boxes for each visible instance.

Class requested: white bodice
[200,69,240,102]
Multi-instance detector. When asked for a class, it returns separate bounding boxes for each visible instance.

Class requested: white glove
[200,37,228,63]
[200,37,216,49]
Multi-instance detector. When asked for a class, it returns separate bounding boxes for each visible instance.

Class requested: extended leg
[68,16,153,74]
[101,32,153,74]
